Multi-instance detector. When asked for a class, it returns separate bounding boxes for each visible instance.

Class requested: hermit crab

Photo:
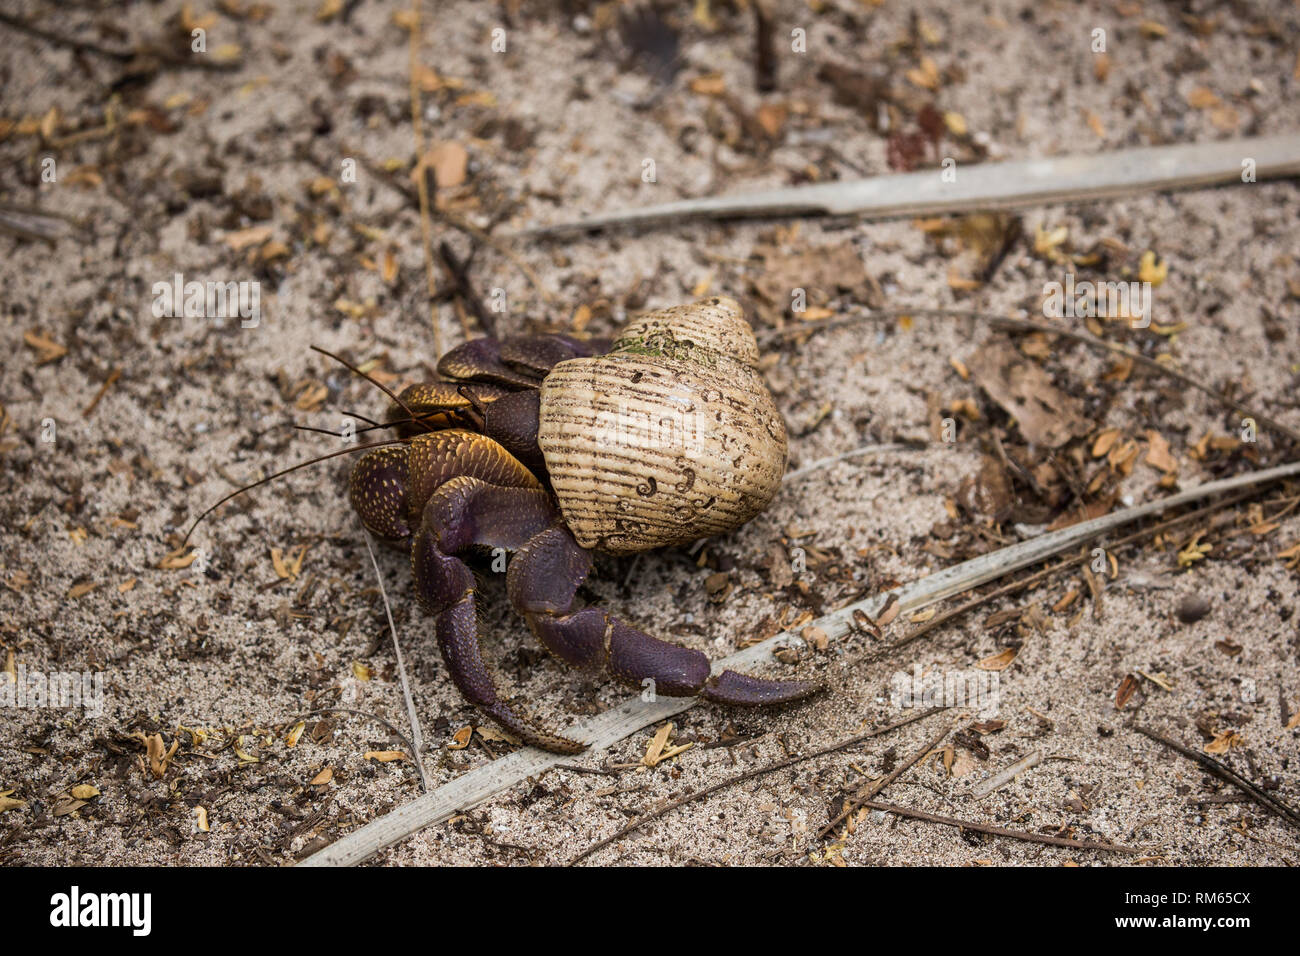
[193,297,822,753]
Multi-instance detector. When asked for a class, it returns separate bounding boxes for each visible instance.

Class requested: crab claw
[701,671,824,706]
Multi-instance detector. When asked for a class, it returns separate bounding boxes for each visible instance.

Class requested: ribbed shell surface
[537,307,786,553]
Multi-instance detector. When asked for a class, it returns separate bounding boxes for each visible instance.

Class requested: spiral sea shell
[537,296,787,554]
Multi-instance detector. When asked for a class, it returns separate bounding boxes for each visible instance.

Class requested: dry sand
[1,0,1297,866]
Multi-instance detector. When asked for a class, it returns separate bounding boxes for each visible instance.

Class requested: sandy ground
[1,0,1298,866]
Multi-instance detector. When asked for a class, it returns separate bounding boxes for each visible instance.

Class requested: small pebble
[1176,594,1211,624]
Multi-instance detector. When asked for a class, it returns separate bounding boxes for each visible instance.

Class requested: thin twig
[0,10,132,60]
[782,442,918,484]
[861,800,1141,853]
[568,708,945,865]
[881,487,1261,658]
[405,0,445,357]
[969,749,1045,800]
[361,523,430,793]
[1134,725,1300,831]
[437,240,495,338]
[816,719,955,840]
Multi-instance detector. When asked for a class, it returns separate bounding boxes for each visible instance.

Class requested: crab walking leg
[411,477,586,754]
[437,333,612,388]
[508,527,824,706]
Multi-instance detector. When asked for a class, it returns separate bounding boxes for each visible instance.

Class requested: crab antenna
[310,345,431,432]
[296,407,474,441]
[181,437,408,545]
[339,408,385,428]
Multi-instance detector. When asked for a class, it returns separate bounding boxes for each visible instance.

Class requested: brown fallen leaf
[1143,430,1178,474]
[70,784,100,800]
[1204,730,1242,755]
[222,225,273,251]
[53,798,87,817]
[157,547,198,570]
[874,594,902,627]
[423,141,468,189]
[363,750,408,762]
[448,726,473,750]
[142,733,179,778]
[643,721,674,767]
[310,767,333,786]
[0,791,25,813]
[976,647,1019,671]
[1115,673,1139,710]
[475,725,517,744]
[23,329,68,365]
[967,341,1089,448]
[1092,428,1122,458]
[689,72,726,96]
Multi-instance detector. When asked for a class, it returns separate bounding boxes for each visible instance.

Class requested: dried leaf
[423,141,468,189]
[689,73,726,96]
[1143,430,1179,474]
[223,225,272,251]
[1204,730,1242,755]
[363,750,408,762]
[967,342,1089,448]
[0,793,25,813]
[1115,674,1138,710]
[157,547,198,570]
[643,722,674,767]
[976,647,1019,671]
[23,329,67,365]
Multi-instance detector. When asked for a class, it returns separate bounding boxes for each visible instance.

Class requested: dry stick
[346,147,552,307]
[883,486,1261,658]
[1134,726,1300,831]
[440,207,554,305]
[405,0,446,356]
[815,719,956,841]
[860,800,1139,854]
[360,523,429,793]
[765,307,1300,447]
[0,10,132,60]
[969,749,1046,800]
[522,134,1300,235]
[299,460,1300,866]
[568,707,946,865]
[782,442,919,483]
